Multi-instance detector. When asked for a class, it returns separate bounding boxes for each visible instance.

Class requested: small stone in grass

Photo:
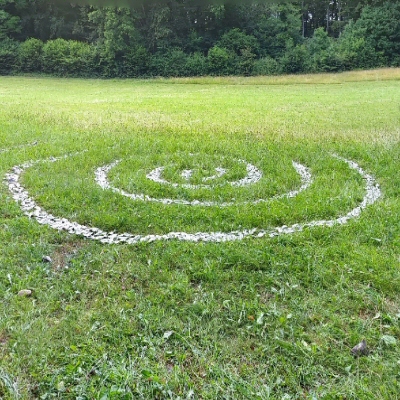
[42,256,52,263]
[351,339,368,357]
[18,289,32,297]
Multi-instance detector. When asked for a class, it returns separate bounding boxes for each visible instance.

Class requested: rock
[18,289,32,297]
[42,256,52,263]
[351,339,368,357]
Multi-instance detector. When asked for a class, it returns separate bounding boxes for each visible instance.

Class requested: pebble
[42,256,52,263]
[18,289,32,297]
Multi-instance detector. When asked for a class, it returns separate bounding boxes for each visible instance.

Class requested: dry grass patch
[162,67,400,85]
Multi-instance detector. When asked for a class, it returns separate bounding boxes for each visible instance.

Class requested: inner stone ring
[146,159,261,189]
[94,159,312,207]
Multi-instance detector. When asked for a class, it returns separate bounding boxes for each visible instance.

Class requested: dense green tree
[248,3,303,58]
[0,0,21,39]
[346,2,400,65]
[17,37,43,71]
[207,45,235,75]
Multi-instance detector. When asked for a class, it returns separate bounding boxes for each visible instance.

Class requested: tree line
[1,0,399,77]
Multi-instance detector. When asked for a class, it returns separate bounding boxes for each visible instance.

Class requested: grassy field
[0,69,400,399]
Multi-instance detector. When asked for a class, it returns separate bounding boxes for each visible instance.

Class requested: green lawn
[0,70,400,399]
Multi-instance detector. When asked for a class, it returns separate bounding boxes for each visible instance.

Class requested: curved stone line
[0,141,38,154]
[95,160,312,207]
[146,160,262,189]
[202,167,226,182]
[0,368,18,398]
[147,166,228,188]
[5,154,380,244]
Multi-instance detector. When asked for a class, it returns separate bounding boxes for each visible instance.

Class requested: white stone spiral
[4,152,381,244]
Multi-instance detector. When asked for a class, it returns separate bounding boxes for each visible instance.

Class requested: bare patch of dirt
[51,240,85,271]
[384,298,400,315]
[0,332,10,347]
[358,308,380,320]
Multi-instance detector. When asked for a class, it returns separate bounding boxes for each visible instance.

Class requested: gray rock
[351,339,368,357]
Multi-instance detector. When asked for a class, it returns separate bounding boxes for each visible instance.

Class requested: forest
[1,0,400,77]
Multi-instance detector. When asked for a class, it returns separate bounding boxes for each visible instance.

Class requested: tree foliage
[1,0,399,77]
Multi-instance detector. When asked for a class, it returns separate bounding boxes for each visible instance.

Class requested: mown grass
[0,70,400,399]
